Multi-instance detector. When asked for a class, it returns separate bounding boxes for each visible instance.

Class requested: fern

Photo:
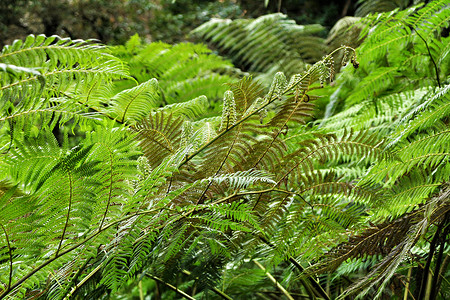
[111,36,237,112]
[1,2,449,297]
[107,78,159,124]
[192,13,326,83]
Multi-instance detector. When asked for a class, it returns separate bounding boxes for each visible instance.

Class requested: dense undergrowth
[0,0,449,299]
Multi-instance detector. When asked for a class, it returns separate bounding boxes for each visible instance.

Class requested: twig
[182,270,233,300]
[253,259,295,300]
[415,29,441,88]
[147,274,195,300]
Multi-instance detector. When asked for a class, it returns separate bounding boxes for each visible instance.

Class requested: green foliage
[192,13,326,84]
[311,1,450,298]
[111,35,239,118]
[1,1,450,299]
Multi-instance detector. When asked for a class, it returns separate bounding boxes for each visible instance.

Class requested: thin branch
[414,29,441,88]
[417,220,443,299]
[182,270,233,300]
[0,224,12,290]
[253,259,295,300]
[258,236,330,300]
[99,145,114,231]
[147,274,196,300]
[56,171,73,257]
[430,213,449,300]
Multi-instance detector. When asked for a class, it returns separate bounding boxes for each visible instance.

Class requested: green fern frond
[361,126,450,187]
[374,171,443,219]
[111,38,235,110]
[108,78,159,124]
[345,67,399,106]
[192,13,326,76]
[1,35,127,98]
[390,84,450,144]
[164,74,234,106]
[0,35,128,152]
[157,95,209,120]
[297,172,375,202]
[320,88,429,134]
[355,0,411,17]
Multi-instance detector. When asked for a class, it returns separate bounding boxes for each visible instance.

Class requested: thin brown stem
[413,28,441,88]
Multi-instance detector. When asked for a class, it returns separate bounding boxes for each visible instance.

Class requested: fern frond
[0,35,126,99]
[361,126,450,187]
[111,39,235,109]
[0,35,128,152]
[228,76,265,117]
[157,95,209,120]
[320,88,429,134]
[203,169,275,190]
[164,74,235,105]
[303,186,449,277]
[374,171,443,219]
[390,84,450,144]
[345,67,398,106]
[133,112,184,168]
[192,14,326,76]
[108,78,159,124]
[336,187,450,300]
[355,0,411,17]
[279,130,386,182]
[297,171,375,202]
[326,17,363,50]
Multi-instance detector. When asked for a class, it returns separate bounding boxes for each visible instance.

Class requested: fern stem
[403,267,413,300]
[0,224,12,290]
[195,124,242,205]
[414,29,441,88]
[121,87,147,123]
[417,219,444,299]
[429,213,449,300]
[253,259,295,300]
[435,254,450,299]
[181,269,233,300]
[99,145,114,231]
[61,256,93,299]
[65,259,104,299]
[147,274,196,300]
[258,236,330,300]
[253,89,309,169]
[56,171,73,257]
